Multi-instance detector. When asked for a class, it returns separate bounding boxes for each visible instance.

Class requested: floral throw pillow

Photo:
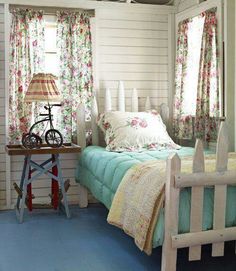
[97,110,180,152]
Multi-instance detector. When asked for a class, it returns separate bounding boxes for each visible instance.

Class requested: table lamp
[22,73,63,149]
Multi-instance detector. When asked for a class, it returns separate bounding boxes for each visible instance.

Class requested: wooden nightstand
[5,143,81,223]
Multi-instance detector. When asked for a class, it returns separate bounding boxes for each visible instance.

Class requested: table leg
[55,154,70,218]
[16,157,27,210]
[27,168,32,211]
[19,156,31,223]
[52,154,59,210]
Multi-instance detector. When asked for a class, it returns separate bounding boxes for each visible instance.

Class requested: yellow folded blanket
[107,153,236,255]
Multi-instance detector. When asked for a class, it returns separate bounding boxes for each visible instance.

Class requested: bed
[75,82,236,271]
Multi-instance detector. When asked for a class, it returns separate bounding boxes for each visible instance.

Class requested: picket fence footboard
[162,121,236,271]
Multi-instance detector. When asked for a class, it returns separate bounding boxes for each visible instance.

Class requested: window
[44,15,59,76]
[182,16,205,116]
[43,15,61,126]
[173,8,220,142]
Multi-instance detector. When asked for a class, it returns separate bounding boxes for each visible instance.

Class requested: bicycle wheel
[45,129,63,147]
[22,133,42,149]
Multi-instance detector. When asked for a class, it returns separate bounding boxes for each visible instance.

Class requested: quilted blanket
[76,146,236,248]
[107,153,236,255]
[107,160,166,255]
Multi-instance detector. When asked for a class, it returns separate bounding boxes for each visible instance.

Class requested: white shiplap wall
[97,8,171,112]
[0,1,175,209]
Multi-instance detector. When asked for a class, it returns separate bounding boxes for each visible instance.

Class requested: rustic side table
[5,143,81,223]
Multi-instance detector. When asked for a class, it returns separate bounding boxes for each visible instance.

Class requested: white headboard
[77,81,170,150]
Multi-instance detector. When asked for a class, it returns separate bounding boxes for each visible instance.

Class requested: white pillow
[97,110,180,152]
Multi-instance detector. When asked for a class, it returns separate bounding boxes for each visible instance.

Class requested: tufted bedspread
[75,146,236,248]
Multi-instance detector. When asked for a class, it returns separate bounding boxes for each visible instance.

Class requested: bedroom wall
[0,0,176,209]
[224,0,235,151]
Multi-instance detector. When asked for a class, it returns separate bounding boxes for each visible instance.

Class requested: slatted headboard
[77,81,170,150]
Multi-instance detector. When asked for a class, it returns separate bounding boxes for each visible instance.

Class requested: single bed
[75,83,236,271]
[76,145,236,249]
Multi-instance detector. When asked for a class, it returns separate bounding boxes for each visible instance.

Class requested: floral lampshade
[24,73,61,102]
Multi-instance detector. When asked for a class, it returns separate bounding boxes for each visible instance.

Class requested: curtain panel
[173,19,193,140]
[195,10,220,142]
[8,9,45,143]
[173,9,220,143]
[56,11,93,143]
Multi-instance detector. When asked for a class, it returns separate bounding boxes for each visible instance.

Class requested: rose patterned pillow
[97,110,180,152]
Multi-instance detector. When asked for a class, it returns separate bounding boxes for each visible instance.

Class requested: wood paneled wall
[0,2,175,209]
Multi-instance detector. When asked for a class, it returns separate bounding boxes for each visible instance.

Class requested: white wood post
[77,103,88,208]
[131,88,138,112]
[105,88,112,112]
[77,103,86,150]
[189,139,205,261]
[118,81,125,112]
[161,153,181,271]
[212,122,228,257]
[91,96,99,146]
[160,103,170,127]
[145,96,151,110]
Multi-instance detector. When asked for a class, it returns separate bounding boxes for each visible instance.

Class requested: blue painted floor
[0,205,235,271]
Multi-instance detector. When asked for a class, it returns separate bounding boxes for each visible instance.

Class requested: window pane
[182,16,205,116]
[45,53,59,76]
[45,27,57,52]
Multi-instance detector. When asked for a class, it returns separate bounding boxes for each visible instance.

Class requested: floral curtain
[195,10,220,142]
[173,19,193,140]
[8,9,45,143]
[173,9,220,142]
[57,11,93,142]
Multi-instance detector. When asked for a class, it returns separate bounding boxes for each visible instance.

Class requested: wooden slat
[105,88,112,112]
[145,96,151,110]
[212,122,228,257]
[131,88,138,112]
[175,170,236,188]
[99,72,167,81]
[172,227,236,249]
[189,140,205,261]
[77,104,86,150]
[99,19,168,31]
[100,46,168,56]
[98,10,168,22]
[161,153,181,271]
[99,81,168,91]
[100,63,168,73]
[91,96,99,146]
[100,37,168,48]
[100,54,168,65]
[100,28,168,39]
[118,81,125,112]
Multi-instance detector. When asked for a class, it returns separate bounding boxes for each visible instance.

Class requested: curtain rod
[9,4,95,17]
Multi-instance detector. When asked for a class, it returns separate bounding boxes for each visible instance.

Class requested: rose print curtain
[173,19,193,140]
[8,9,45,143]
[173,9,220,142]
[57,11,93,142]
[195,10,219,142]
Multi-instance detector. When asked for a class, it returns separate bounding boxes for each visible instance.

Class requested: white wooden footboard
[162,122,236,271]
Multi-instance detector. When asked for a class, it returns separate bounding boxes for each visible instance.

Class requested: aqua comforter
[75,146,236,248]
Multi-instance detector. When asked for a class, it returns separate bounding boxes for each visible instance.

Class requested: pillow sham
[97,110,180,152]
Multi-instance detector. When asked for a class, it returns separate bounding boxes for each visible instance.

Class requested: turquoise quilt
[75,146,236,248]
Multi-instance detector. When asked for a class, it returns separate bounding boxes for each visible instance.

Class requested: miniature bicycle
[22,104,63,149]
